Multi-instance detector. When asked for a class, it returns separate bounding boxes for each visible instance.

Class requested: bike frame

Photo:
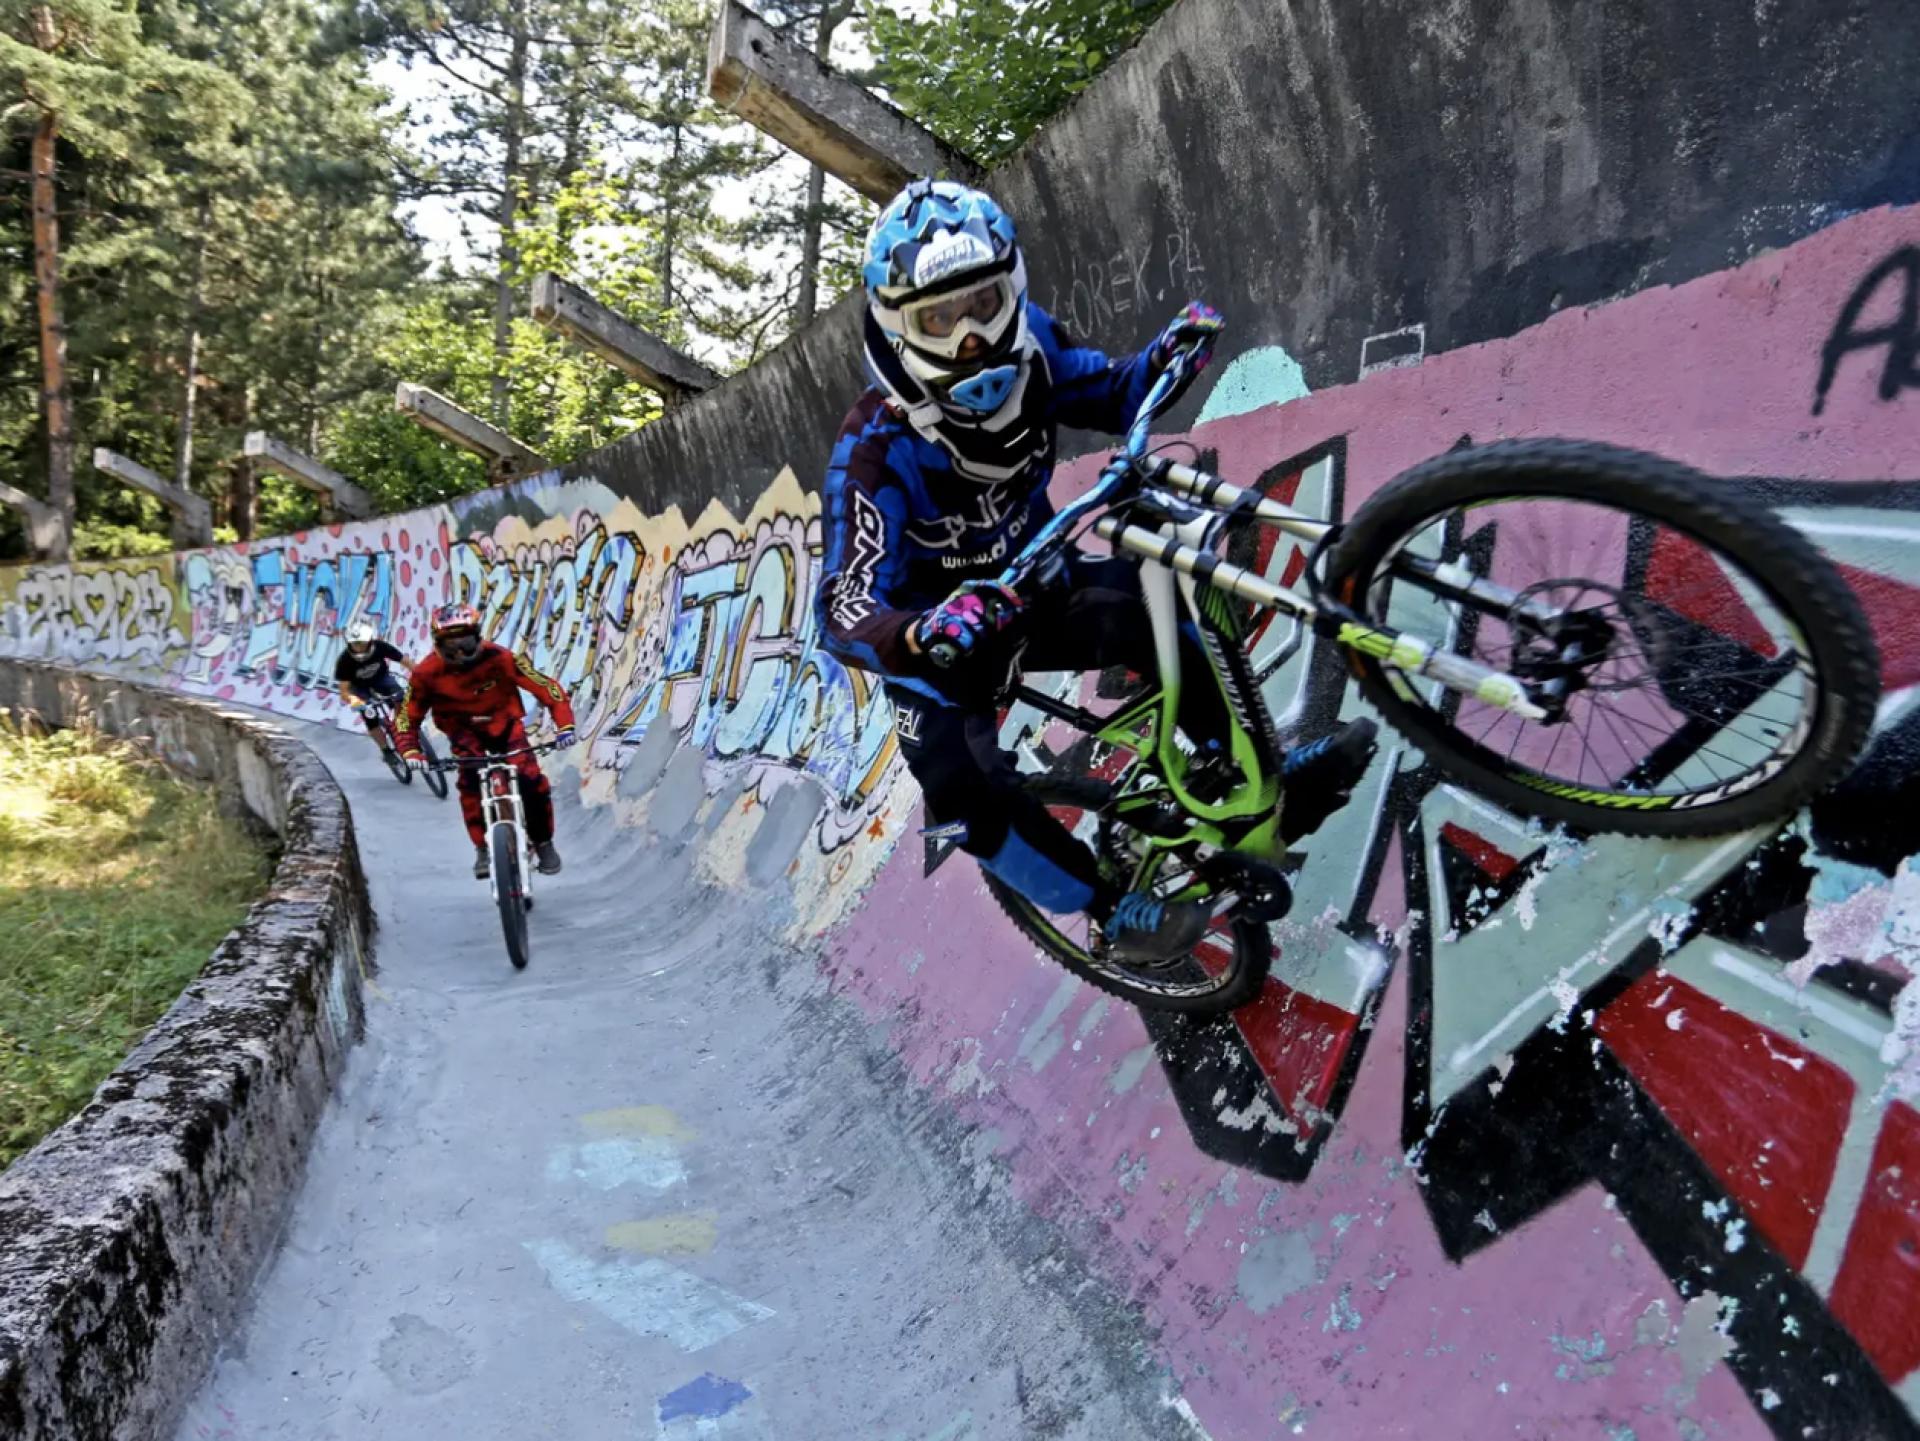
[991,347,1557,875]
[434,745,552,906]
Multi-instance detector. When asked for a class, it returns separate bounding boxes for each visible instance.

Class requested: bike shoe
[1098,891,1214,964]
[1280,717,1379,844]
[535,841,563,875]
[473,845,490,879]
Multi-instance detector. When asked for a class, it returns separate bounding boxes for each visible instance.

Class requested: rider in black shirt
[334,620,411,740]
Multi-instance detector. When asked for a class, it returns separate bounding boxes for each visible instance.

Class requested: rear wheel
[980,773,1272,1014]
[491,823,530,969]
[1327,440,1880,837]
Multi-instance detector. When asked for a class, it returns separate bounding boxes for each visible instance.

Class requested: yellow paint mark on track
[604,1213,718,1256]
[580,1105,696,1140]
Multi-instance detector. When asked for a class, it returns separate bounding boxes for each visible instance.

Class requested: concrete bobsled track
[6,0,1920,1436]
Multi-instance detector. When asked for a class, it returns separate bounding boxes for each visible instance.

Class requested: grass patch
[0,714,270,1170]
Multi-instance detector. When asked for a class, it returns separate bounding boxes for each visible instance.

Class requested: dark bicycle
[360,698,449,800]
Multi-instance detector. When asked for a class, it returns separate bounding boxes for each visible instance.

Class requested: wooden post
[242,433,374,520]
[706,0,982,203]
[530,274,722,403]
[393,384,549,484]
[0,481,65,560]
[92,448,214,548]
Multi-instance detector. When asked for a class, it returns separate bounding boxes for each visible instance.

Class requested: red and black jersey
[395,641,574,747]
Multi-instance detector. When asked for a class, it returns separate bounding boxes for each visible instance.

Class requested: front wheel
[378,727,413,786]
[987,875,1271,1014]
[1327,439,1881,837]
[417,732,450,800]
[491,823,530,970]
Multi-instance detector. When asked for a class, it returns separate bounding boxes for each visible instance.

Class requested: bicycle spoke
[1359,490,1828,808]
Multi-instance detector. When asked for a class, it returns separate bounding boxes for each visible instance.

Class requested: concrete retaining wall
[0,661,370,1441]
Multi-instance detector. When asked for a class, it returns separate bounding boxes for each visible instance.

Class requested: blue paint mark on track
[659,1373,753,1422]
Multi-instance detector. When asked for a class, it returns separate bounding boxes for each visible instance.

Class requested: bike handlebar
[423,741,565,772]
[922,338,1211,671]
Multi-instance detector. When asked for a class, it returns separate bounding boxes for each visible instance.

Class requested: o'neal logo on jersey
[830,489,887,628]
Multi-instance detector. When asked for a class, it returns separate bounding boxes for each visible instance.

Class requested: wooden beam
[531,274,722,402]
[393,384,548,483]
[242,432,374,520]
[0,480,65,560]
[92,448,213,547]
[706,0,982,203]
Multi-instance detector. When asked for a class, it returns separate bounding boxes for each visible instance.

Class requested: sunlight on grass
[0,713,270,1170]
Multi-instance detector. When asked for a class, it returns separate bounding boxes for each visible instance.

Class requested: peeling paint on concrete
[1235,1229,1324,1314]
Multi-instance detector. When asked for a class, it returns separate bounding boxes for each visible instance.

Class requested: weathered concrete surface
[531,273,723,399]
[172,723,1192,1440]
[0,661,369,1441]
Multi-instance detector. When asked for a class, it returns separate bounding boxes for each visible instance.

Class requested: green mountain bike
[961,339,1881,1014]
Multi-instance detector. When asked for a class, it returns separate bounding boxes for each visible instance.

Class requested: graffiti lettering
[0,563,184,663]
[1045,214,1209,342]
[1814,247,1920,416]
[239,547,396,690]
[610,511,899,850]
[448,518,642,727]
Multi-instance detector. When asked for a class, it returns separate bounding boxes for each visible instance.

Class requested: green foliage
[866,0,1173,162]
[0,716,268,1169]
[3,0,1157,563]
[70,521,178,559]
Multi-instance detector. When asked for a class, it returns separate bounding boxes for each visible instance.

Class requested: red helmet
[430,603,484,665]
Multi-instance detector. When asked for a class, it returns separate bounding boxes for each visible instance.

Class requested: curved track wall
[4,1,1920,1436]
[0,662,369,1440]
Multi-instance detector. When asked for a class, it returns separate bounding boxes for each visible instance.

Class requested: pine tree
[2,0,239,556]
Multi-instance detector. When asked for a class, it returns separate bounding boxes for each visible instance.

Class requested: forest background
[0,0,1171,560]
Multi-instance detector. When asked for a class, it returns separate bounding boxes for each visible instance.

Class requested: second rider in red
[395,603,578,878]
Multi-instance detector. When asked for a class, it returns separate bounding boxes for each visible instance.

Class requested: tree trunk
[795,162,824,325]
[174,198,213,494]
[491,0,531,425]
[230,382,256,541]
[559,39,588,197]
[659,122,683,314]
[793,3,850,327]
[28,11,72,562]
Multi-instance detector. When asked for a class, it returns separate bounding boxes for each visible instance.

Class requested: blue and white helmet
[863,180,1041,474]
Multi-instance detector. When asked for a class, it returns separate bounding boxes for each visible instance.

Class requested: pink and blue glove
[1152,301,1225,373]
[912,582,1024,669]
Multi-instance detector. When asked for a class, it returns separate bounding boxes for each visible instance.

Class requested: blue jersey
[816,304,1161,701]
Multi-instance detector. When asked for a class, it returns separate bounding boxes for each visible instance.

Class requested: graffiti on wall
[0,561,185,664]
[602,469,905,856]
[446,511,644,730]
[974,205,1920,1437]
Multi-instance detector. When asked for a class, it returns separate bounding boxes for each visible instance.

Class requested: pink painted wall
[819,204,1920,1440]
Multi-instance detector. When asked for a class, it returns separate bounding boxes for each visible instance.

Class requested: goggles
[434,629,482,662]
[901,275,1015,360]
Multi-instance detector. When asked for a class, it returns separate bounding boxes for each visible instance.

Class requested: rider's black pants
[886,554,1227,915]
[349,672,406,734]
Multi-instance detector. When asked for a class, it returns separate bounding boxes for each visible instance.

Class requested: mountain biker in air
[394,603,578,879]
[814,179,1377,964]
[335,620,412,743]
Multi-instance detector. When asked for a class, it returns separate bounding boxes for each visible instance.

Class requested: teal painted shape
[1194,345,1309,425]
